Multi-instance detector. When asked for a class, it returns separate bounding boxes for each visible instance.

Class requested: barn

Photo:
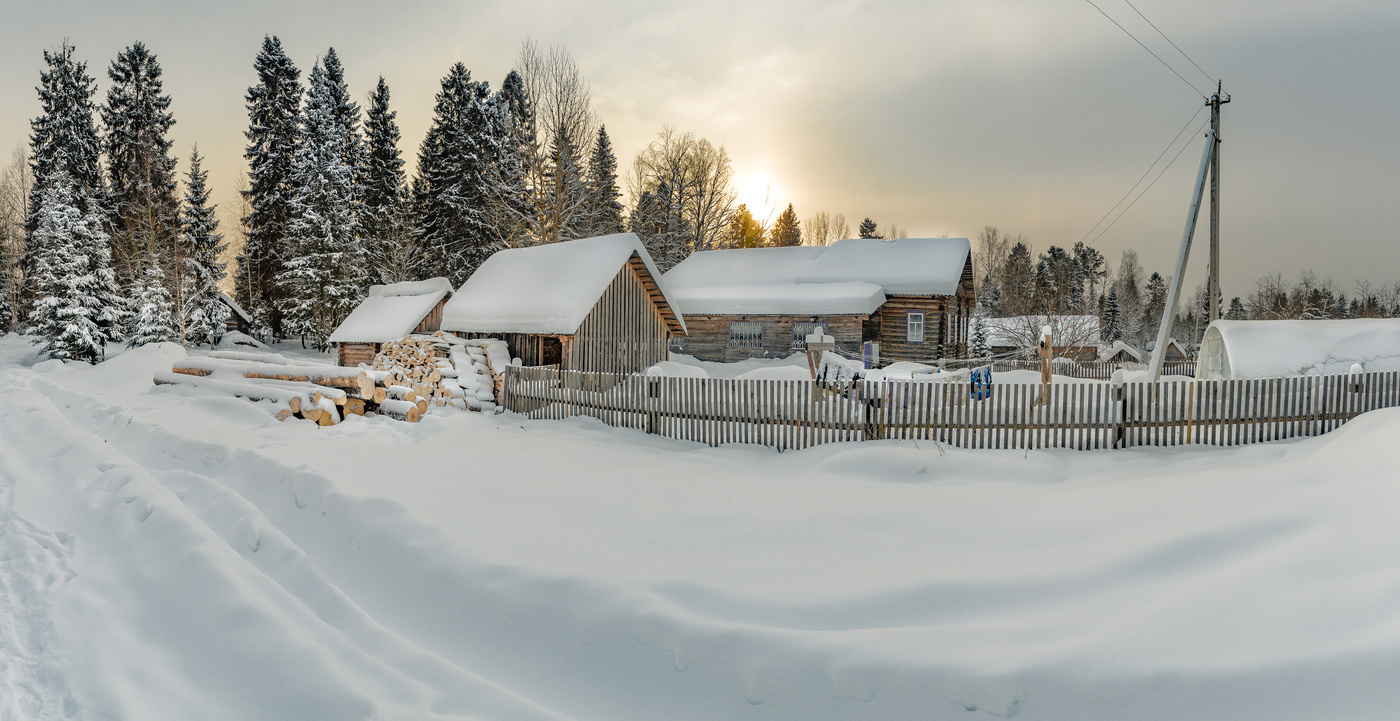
[217,292,254,336]
[327,278,453,368]
[1196,318,1400,380]
[440,234,685,374]
[660,237,973,363]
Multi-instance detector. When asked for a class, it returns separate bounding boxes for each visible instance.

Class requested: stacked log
[364,332,508,415]
[158,355,370,425]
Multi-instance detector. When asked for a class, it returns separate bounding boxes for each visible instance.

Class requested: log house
[328,278,453,368]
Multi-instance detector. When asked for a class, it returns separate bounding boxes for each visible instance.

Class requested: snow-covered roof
[1099,340,1144,362]
[983,315,1102,349]
[1197,319,1400,380]
[217,292,253,324]
[327,278,452,344]
[660,237,970,316]
[441,234,685,336]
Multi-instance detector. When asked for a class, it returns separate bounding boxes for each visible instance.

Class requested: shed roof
[217,292,253,325]
[327,278,452,344]
[660,237,970,316]
[1197,319,1400,380]
[441,233,685,336]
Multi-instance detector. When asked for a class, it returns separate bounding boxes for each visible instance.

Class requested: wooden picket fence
[965,358,1197,380]
[503,366,1400,451]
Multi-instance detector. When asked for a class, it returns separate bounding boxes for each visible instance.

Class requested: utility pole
[1208,82,1231,323]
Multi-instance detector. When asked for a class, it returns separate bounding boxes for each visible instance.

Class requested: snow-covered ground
[2,332,1399,720]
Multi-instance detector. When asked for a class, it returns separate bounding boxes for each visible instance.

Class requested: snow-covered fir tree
[26,41,105,310]
[102,41,179,289]
[970,315,990,358]
[545,129,587,241]
[178,148,228,347]
[238,36,302,337]
[362,77,417,283]
[321,49,366,194]
[858,217,881,239]
[128,262,175,346]
[1102,285,1122,342]
[277,57,363,350]
[28,173,126,362]
[414,63,496,285]
[482,69,535,246]
[1227,296,1246,320]
[770,204,801,247]
[583,125,624,236]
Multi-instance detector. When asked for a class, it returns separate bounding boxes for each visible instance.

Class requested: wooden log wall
[502,366,1400,452]
[337,342,380,369]
[677,315,865,361]
[566,257,674,374]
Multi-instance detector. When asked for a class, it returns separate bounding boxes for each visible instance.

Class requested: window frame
[728,320,764,349]
[906,310,926,344]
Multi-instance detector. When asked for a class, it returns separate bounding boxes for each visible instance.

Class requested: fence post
[1112,379,1127,448]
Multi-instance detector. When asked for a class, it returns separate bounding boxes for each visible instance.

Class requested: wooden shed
[327,278,452,368]
[440,233,685,374]
[661,237,973,363]
[217,292,254,336]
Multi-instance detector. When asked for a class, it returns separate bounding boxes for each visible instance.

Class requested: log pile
[366,332,510,414]
[151,332,514,426]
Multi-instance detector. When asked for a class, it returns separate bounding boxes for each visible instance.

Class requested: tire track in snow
[0,467,78,721]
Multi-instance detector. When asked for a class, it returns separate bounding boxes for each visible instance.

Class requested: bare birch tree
[802,211,848,246]
[1,146,34,329]
[627,125,736,270]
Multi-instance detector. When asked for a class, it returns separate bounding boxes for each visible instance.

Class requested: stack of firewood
[365,332,510,415]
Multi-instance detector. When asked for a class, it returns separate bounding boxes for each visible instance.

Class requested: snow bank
[8,334,1400,720]
[1198,318,1400,379]
[327,277,452,344]
[441,234,684,335]
[661,237,969,315]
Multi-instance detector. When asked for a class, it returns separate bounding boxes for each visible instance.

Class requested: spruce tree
[546,129,587,241]
[128,262,175,346]
[277,58,362,349]
[770,204,801,246]
[362,77,417,283]
[102,41,178,289]
[179,148,228,347]
[26,42,104,309]
[483,69,535,245]
[584,125,624,236]
[28,173,125,361]
[238,36,302,336]
[858,217,881,239]
[414,63,495,285]
[1102,285,1122,342]
[970,315,990,358]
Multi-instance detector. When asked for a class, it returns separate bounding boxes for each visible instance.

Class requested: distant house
[660,237,973,363]
[327,278,452,368]
[1146,337,1191,362]
[1099,340,1144,364]
[440,234,685,374]
[1196,319,1400,380]
[983,315,1102,361]
[217,292,254,337]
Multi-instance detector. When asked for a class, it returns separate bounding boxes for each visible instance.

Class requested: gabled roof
[1099,340,1144,362]
[328,278,452,344]
[217,292,254,325]
[441,234,685,336]
[660,237,971,316]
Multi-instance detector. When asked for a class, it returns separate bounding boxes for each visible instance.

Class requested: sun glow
[735,172,781,222]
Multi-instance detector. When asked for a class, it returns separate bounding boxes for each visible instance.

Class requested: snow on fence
[939,358,1197,380]
[503,366,1400,451]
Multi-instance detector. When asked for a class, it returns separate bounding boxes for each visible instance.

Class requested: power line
[1082,0,1208,97]
[1119,0,1215,86]
[1088,117,1211,247]
[1077,105,1205,246]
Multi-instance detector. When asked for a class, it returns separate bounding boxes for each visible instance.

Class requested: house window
[729,321,763,349]
[791,322,828,350]
[906,311,925,343]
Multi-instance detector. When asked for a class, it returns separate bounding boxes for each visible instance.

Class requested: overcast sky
[4,0,1398,299]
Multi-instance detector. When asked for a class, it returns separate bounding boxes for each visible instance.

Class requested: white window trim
[906,311,925,343]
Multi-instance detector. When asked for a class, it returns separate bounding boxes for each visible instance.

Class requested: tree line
[969,225,1400,359]
[0,37,901,360]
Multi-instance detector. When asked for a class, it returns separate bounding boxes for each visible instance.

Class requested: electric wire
[1077,105,1205,247]
[1119,0,1215,85]
[1082,0,1208,97]
[1087,117,1211,247]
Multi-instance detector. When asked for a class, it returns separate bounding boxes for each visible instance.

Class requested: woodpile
[366,332,510,414]
[152,331,512,426]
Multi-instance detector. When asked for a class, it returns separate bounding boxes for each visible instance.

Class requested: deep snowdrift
[2,333,1398,720]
